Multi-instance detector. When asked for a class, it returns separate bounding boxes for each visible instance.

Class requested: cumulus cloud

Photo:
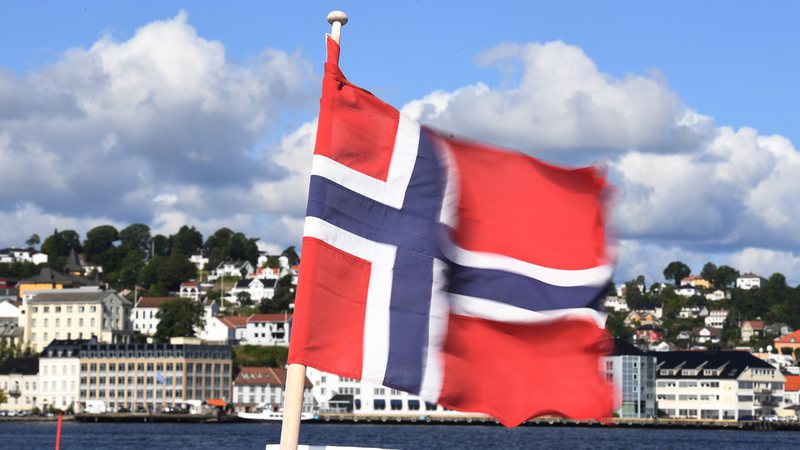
[0,11,315,251]
[404,41,714,159]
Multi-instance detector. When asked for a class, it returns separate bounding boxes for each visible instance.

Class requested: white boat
[238,406,314,422]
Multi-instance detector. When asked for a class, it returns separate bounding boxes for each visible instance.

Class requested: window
[67,306,73,313]
[373,399,386,410]
[55,306,61,312]
[44,306,50,313]
[91,306,97,312]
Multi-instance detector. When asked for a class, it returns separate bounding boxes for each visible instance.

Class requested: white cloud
[727,248,800,280]
[0,12,314,252]
[407,41,714,158]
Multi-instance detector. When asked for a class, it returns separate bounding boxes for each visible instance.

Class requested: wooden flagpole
[278,10,348,450]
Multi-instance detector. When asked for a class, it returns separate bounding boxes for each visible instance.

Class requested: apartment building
[603,339,656,418]
[655,351,785,420]
[41,339,233,412]
[21,289,133,352]
[0,357,39,412]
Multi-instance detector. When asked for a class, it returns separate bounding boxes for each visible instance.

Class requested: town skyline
[2,2,800,286]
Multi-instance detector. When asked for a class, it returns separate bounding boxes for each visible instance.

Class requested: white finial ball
[327,11,348,25]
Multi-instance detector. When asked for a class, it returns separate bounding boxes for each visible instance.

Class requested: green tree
[171,226,203,256]
[281,246,300,266]
[84,225,119,263]
[152,235,171,258]
[700,262,717,286]
[25,233,41,248]
[41,229,82,260]
[261,275,296,312]
[663,261,691,285]
[120,224,152,255]
[112,249,147,289]
[154,298,205,342]
[156,254,197,291]
[715,265,740,288]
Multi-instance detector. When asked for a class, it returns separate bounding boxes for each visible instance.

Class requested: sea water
[0,421,796,449]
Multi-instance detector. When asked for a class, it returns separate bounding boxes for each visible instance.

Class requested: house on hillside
[775,330,800,360]
[704,309,729,329]
[209,260,255,281]
[0,247,48,265]
[692,326,722,344]
[219,316,249,342]
[765,323,793,338]
[741,320,766,343]
[189,251,209,271]
[634,325,664,343]
[705,289,730,302]
[179,282,202,300]
[736,273,763,290]
[244,314,291,346]
[604,296,629,313]
[675,285,700,298]
[230,278,277,303]
[625,310,662,328]
[680,276,711,289]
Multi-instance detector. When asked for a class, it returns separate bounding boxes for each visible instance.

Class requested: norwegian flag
[288,37,614,427]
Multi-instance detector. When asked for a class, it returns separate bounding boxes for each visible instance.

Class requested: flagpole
[278,11,347,450]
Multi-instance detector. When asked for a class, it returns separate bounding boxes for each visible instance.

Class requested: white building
[675,285,700,298]
[0,357,39,413]
[604,296,629,313]
[655,351,786,420]
[705,310,729,329]
[679,306,702,319]
[705,290,731,302]
[21,289,132,352]
[39,344,81,412]
[179,282,201,300]
[230,278,277,303]
[232,366,315,415]
[189,252,209,271]
[0,247,48,265]
[209,261,255,281]
[736,274,762,290]
[244,314,291,346]
[305,367,465,419]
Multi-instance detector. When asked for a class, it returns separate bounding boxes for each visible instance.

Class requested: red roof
[233,367,311,388]
[785,376,800,392]
[775,330,800,344]
[180,282,198,287]
[135,297,179,308]
[248,313,292,323]
[219,316,249,329]
[744,320,765,330]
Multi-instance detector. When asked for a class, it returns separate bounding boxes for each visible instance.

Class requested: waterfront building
[305,367,462,418]
[41,338,232,413]
[20,288,132,352]
[0,357,38,412]
[603,339,656,418]
[244,314,291,346]
[781,375,800,417]
[232,366,315,415]
[654,350,785,420]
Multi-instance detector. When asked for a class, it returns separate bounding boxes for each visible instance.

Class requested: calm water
[0,422,797,450]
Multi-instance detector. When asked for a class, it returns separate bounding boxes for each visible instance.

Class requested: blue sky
[2,1,800,285]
